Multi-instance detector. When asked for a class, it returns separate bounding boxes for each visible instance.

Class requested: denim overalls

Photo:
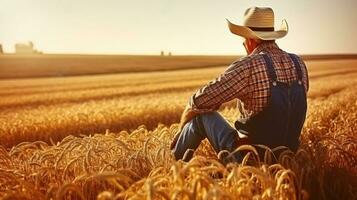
[172,53,307,162]
[235,53,307,153]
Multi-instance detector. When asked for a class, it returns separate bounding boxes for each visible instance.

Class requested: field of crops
[0,54,238,78]
[0,58,357,199]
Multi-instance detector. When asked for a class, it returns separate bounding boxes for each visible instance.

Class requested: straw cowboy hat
[227,7,288,40]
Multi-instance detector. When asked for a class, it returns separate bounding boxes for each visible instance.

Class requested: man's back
[237,41,309,115]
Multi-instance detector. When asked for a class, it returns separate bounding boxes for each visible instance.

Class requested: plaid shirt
[189,41,309,116]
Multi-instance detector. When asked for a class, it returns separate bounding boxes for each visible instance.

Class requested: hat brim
[226,19,288,40]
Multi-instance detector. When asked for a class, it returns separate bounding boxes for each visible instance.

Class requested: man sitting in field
[170,7,309,162]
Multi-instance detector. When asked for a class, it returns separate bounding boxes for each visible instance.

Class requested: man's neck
[250,41,278,55]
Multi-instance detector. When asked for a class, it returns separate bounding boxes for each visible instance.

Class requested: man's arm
[190,59,251,112]
[170,59,251,149]
[183,57,251,128]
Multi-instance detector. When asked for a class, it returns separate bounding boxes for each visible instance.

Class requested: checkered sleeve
[189,59,251,111]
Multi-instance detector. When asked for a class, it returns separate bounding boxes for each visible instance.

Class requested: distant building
[15,41,42,54]
[160,51,173,56]
[0,44,3,54]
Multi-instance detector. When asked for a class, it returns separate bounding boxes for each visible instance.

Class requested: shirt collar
[250,41,281,55]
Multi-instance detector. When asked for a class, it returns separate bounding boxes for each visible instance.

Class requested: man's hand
[179,105,199,129]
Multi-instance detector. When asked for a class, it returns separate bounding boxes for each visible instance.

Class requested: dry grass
[0,59,356,199]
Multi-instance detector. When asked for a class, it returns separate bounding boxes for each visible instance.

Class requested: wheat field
[0,58,356,199]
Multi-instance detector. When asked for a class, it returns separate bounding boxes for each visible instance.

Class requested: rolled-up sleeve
[189,58,251,112]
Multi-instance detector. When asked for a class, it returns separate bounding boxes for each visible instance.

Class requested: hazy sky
[1,0,356,55]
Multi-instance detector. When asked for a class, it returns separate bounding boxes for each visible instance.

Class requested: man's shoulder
[278,50,302,61]
[229,54,264,69]
[284,52,307,67]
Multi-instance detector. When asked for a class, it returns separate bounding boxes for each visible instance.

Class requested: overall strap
[288,53,303,84]
[262,54,277,86]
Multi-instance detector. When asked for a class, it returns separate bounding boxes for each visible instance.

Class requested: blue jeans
[172,111,240,162]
